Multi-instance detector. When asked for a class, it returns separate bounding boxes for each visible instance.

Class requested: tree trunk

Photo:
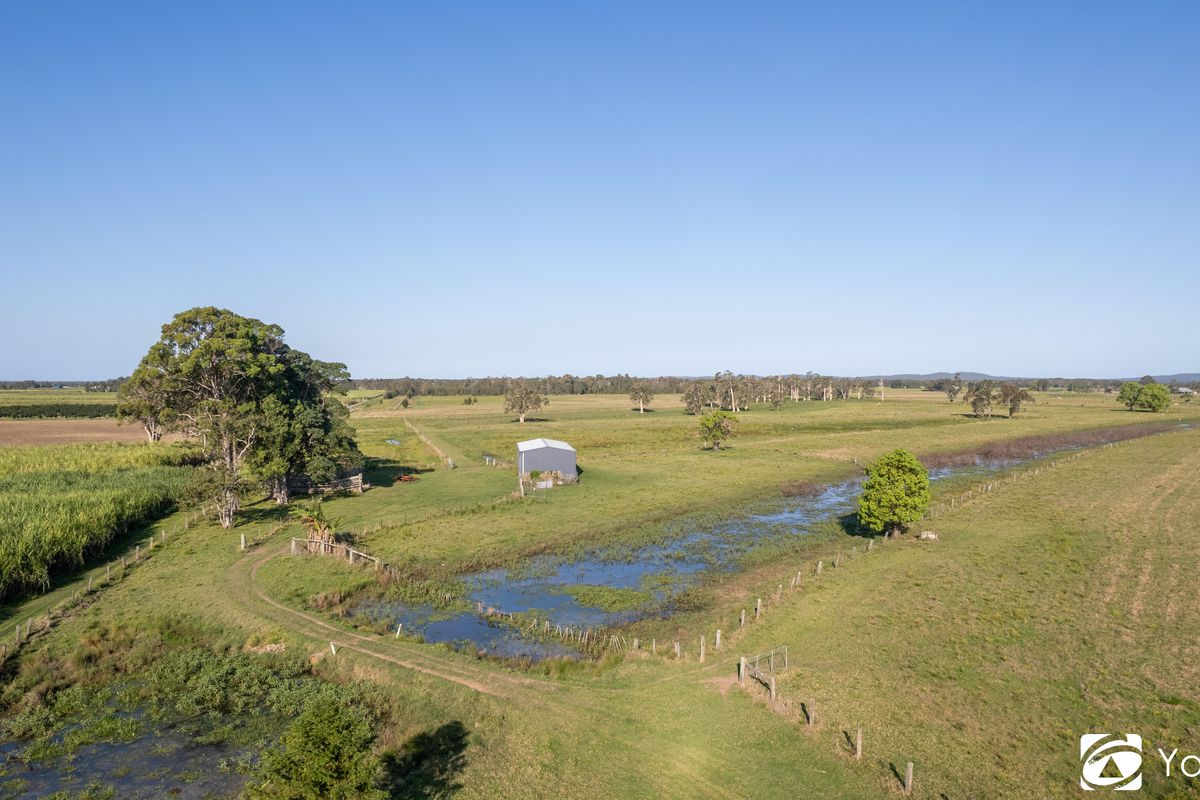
[639,400,644,413]
[271,477,290,505]
[219,485,238,529]
[519,411,526,423]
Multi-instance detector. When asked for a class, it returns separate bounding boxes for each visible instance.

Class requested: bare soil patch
[0,418,165,445]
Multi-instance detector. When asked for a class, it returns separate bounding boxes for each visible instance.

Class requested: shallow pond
[0,728,247,799]
[349,455,1026,659]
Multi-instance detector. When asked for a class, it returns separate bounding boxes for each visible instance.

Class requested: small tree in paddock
[858,449,931,537]
[945,373,962,403]
[1117,382,1142,410]
[1135,383,1171,412]
[629,383,654,413]
[680,384,705,415]
[698,410,737,450]
[963,380,998,418]
[504,384,547,423]
[999,383,1035,418]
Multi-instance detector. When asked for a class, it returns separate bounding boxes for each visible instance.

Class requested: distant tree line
[0,378,125,392]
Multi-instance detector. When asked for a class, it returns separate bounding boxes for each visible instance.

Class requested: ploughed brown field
[0,418,159,446]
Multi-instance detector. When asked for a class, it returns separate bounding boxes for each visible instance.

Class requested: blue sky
[1,2,1196,380]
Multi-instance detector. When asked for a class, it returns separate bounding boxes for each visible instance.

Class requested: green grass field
[1,389,1198,798]
[0,388,118,419]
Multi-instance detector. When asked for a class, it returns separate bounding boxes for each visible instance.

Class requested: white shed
[516,438,577,480]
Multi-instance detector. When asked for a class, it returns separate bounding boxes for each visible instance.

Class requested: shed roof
[516,438,575,453]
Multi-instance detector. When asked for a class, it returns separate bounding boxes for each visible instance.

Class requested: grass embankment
[0,443,199,600]
[705,427,1200,799]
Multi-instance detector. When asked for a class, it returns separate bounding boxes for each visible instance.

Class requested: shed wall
[518,447,576,478]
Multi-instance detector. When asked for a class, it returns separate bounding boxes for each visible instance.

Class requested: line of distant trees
[349,372,1200,399]
[8,373,1197,397]
[0,378,124,392]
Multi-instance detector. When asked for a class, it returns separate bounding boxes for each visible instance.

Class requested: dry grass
[919,421,1178,468]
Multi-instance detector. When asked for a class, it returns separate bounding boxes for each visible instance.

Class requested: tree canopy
[629,383,654,413]
[117,307,360,528]
[1117,381,1170,412]
[698,410,737,450]
[504,384,547,423]
[998,383,1035,418]
[858,449,931,537]
[246,698,384,800]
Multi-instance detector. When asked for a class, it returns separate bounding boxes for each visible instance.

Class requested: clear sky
[1,2,1197,380]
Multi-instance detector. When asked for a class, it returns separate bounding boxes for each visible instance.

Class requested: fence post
[652,639,656,654]
[867,539,874,552]
[755,598,762,619]
[87,577,93,592]
[816,560,823,576]
[395,623,403,638]
[135,545,140,562]
[330,642,337,656]
[855,728,862,760]
[674,641,681,659]
[291,538,298,555]
[239,534,246,551]
[699,635,705,662]
[740,609,746,627]
[834,552,841,568]
[904,762,913,794]
[107,563,111,580]
[769,675,777,702]
[715,629,721,649]
[807,700,815,726]
[739,656,747,684]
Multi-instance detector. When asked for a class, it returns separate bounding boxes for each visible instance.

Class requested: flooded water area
[0,726,252,800]
[347,454,1037,661]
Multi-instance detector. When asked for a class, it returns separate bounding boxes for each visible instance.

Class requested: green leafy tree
[246,700,384,800]
[116,362,174,442]
[1138,374,1156,385]
[858,449,931,537]
[998,383,1035,418]
[1117,382,1142,411]
[963,380,998,418]
[698,410,736,450]
[123,307,354,528]
[945,373,962,403]
[1135,383,1171,412]
[629,383,654,413]
[680,384,705,415]
[504,384,547,423]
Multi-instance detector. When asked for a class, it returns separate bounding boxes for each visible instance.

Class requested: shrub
[858,449,931,536]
